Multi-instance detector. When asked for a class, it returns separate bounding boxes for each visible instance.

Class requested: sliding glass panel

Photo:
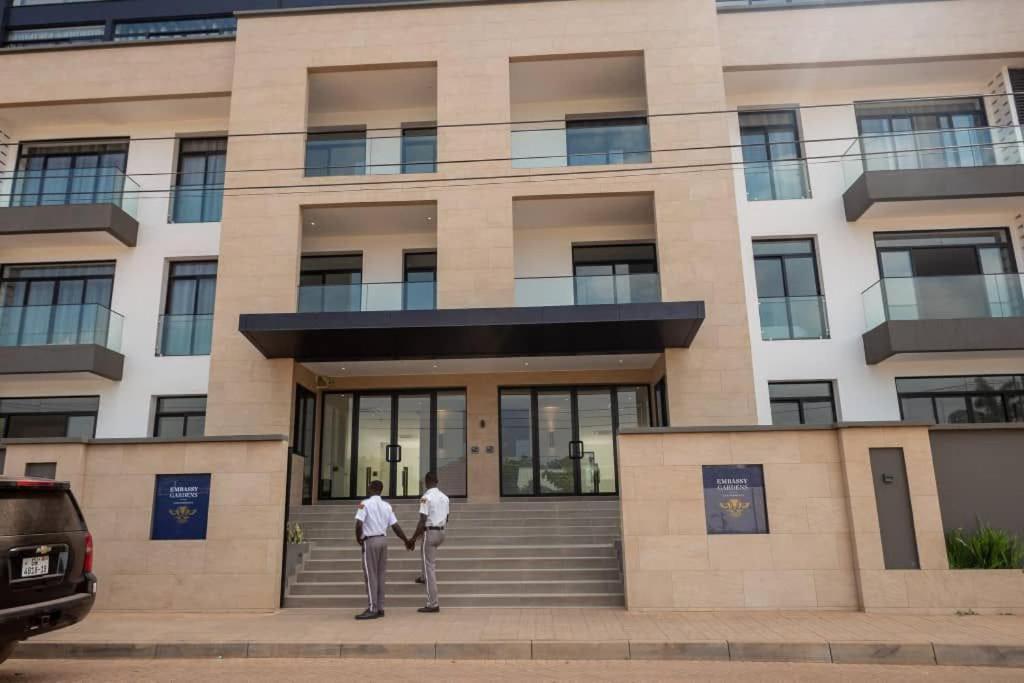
[395,395,430,498]
[319,394,354,499]
[536,391,575,494]
[355,396,392,498]
[436,392,467,497]
[577,389,615,495]
[500,391,534,496]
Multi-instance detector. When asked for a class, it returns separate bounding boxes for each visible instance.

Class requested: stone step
[282,594,625,608]
[308,544,616,561]
[291,517,620,529]
[304,556,621,572]
[288,579,624,597]
[300,534,619,546]
[296,568,623,583]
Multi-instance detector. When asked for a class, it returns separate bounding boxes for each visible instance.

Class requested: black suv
[0,477,96,664]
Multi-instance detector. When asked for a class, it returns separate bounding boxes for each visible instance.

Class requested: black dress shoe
[355,610,380,620]
[417,606,440,613]
[377,610,385,617]
[414,576,425,584]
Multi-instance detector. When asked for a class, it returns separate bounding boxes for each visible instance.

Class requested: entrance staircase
[284,498,624,608]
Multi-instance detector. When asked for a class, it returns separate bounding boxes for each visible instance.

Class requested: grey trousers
[362,535,388,613]
[421,529,446,608]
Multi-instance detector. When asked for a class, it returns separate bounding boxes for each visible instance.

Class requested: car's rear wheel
[0,641,16,665]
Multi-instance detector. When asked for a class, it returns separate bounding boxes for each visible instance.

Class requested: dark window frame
[752,238,828,340]
[402,251,437,310]
[112,16,237,42]
[171,137,227,223]
[739,109,809,201]
[292,384,317,505]
[400,125,438,174]
[12,138,129,208]
[874,228,1019,279]
[768,381,838,426]
[153,395,207,438]
[0,395,100,439]
[896,375,1024,425]
[565,115,652,166]
[159,260,217,357]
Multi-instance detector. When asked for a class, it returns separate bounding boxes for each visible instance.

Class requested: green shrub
[286,522,304,545]
[946,523,1024,570]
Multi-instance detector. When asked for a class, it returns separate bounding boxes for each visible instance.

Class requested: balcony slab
[0,344,124,380]
[863,317,1024,364]
[239,301,704,362]
[0,203,138,246]
[843,165,1024,222]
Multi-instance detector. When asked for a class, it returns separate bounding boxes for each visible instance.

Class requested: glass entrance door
[500,386,649,497]
[319,390,467,500]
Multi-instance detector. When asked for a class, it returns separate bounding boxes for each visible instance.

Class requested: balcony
[304,131,438,177]
[297,282,437,313]
[758,296,829,340]
[743,159,811,201]
[0,168,140,246]
[511,119,651,169]
[515,274,660,307]
[861,274,1024,364]
[156,314,213,357]
[0,303,125,380]
[841,126,1024,221]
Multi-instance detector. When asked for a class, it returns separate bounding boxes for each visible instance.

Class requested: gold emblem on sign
[169,505,197,525]
[720,498,751,518]
[36,545,51,555]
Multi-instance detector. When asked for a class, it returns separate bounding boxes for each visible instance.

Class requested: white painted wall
[302,231,437,285]
[728,68,1024,424]
[0,116,224,438]
[513,223,656,278]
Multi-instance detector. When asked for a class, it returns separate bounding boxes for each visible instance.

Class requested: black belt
[363,534,385,539]
[427,526,445,531]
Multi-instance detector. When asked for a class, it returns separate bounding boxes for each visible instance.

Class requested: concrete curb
[12,640,1024,667]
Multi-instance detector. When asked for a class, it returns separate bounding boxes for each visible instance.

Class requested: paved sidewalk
[16,609,1024,667]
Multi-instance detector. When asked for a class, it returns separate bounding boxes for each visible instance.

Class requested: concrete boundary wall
[619,424,1024,614]
[0,436,289,612]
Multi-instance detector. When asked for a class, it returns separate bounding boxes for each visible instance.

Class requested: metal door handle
[569,440,584,460]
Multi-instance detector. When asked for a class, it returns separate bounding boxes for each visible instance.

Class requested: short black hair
[369,480,384,494]
[424,471,438,486]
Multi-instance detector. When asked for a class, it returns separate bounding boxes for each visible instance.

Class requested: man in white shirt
[354,480,412,620]
[409,471,450,613]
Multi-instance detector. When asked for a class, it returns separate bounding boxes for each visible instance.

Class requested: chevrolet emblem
[36,546,51,555]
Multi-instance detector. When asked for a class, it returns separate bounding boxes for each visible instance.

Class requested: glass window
[566,117,651,166]
[435,392,467,497]
[0,396,99,439]
[753,240,827,340]
[897,375,1024,425]
[305,130,367,177]
[5,25,104,47]
[298,255,363,313]
[172,138,226,223]
[401,127,437,174]
[739,110,809,201]
[572,244,659,305]
[153,396,206,438]
[114,17,236,41]
[159,261,216,356]
[768,382,836,426]
[616,387,651,430]
[403,252,436,311]
[13,140,127,208]
[292,385,316,505]
[500,391,534,496]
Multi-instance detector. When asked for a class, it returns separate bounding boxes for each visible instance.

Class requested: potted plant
[285,523,310,579]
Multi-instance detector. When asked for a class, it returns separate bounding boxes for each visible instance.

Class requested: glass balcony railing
[511,122,652,169]
[298,282,437,313]
[742,159,810,201]
[157,314,213,356]
[758,296,829,340]
[863,274,1024,331]
[841,125,1024,190]
[0,303,124,352]
[305,132,437,177]
[515,274,662,307]
[168,185,224,223]
[0,168,141,219]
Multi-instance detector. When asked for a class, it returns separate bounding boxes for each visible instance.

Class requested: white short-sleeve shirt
[355,495,397,538]
[419,487,450,527]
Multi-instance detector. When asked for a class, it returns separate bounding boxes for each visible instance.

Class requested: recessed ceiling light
[432,363,438,369]
[524,361,530,367]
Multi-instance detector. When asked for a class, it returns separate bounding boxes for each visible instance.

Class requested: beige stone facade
[619,425,1024,614]
[1,438,289,612]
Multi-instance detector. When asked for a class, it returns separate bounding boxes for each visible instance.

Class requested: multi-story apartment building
[0,0,1021,612]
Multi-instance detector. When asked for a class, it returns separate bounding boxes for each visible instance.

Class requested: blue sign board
[702,465,769,535]
[151,473,211,541]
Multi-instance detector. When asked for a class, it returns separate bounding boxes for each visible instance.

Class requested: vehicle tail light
[83,532,94,573]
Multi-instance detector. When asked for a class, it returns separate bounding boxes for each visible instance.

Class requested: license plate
[22,556,49,578]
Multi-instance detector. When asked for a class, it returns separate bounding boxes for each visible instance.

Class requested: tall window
[572,244,659,305]
[769,381,837,426]
[855,98,992,170]
[0,262,115,347]
[401,126,438,174]
[403,252,437,310]
[566,116,651,166]
[298,255,363,313]
[171,138,226,223]
[292,385,317,505]
[153,396,206,437]
[0,396,99,439]
[898,376,1024,425]
[739,110,809,201]
[114,17,236,41]
[13,140,128,207]
[753,240,828,340]
[159,261,216,356]
[4,25,105,47]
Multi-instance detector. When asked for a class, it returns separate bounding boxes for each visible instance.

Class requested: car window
[0,491,85,535]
